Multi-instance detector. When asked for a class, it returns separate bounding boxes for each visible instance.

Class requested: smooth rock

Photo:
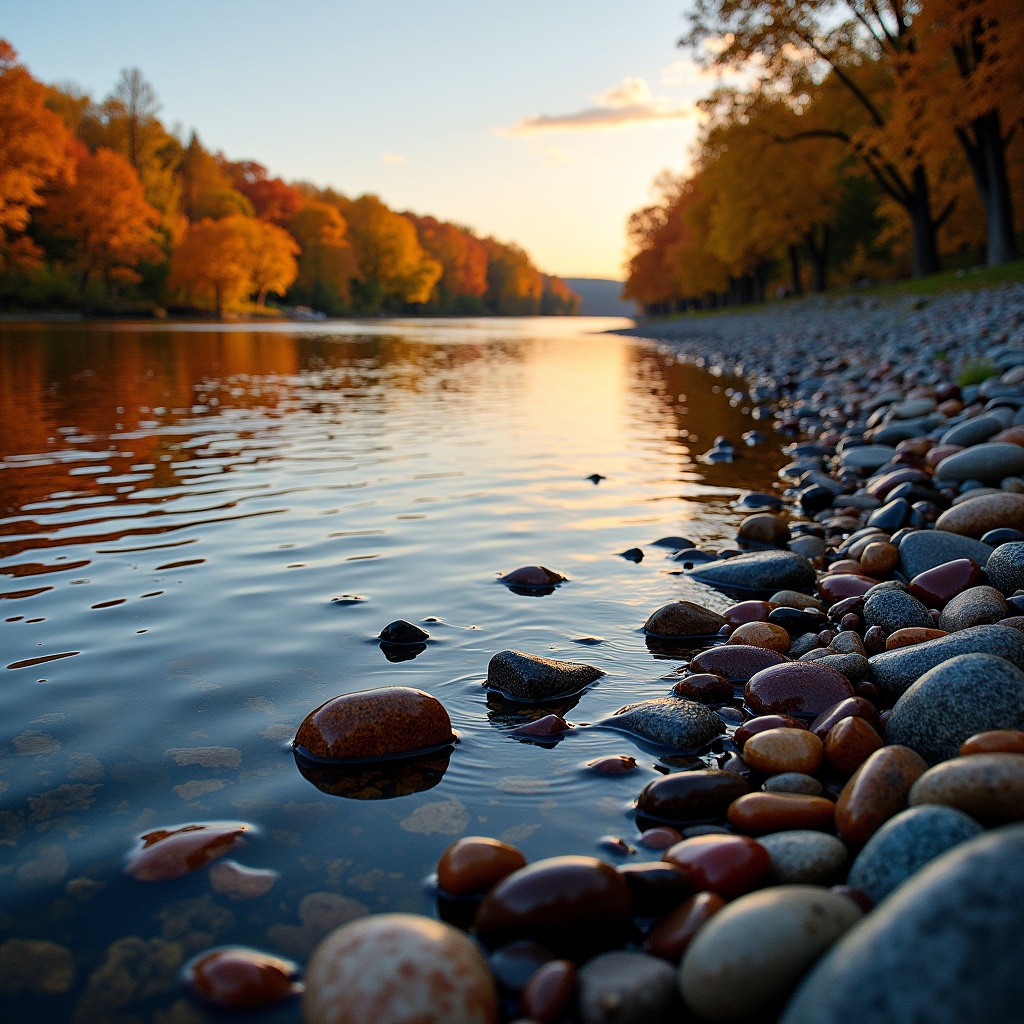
[643,601,727,640]
[743,728,823,775]
[908,557,982,606]
[825,717,883,775]
[758,830,849,884]
[125,821,250,881]
[863,589,934,632]
[378,620,430,644]
[726,620,791,653]
[500,566,567,589]
[827,630,867,656]
[437,837,527,898]
[897,530,993,576]
[519,960,576,1024]
[809,696,880,739]
[727,793,835,834]
[671,673,733,703]
[936,492,1024,537]
[737,513,790,547]
[616,862,691,916]
[909,752,1024,824]
[637,771,749,826]
[680,886,861,1022]
[847,805,983,904]
[983,540,1024,595]
[577,951,679,1024]
[687,550,816,596]
[661,834,769,898]
[475,857,632,957]
[859,541,899,577]
[960,729,1024,755]
[722,600,775,625]
[885,652,1024,763]
[939,414,1003,447]
[840,445,897,470]
[810,652,870,680]
[788,534,826,561]
[834,745,928,846]
[937,585,1007,630]
[769,591,823,610]
[487,651,603,702]
[883,626,948,650]
[818,574,876,603]
[643,892,725,963]
[636,826,683,850]
[780,826,1024,1024]
[490,941,557,992]
[600,697,724,752]
[763,772,823,796]
[935,443,1024,483]
[186,946,300,1010]
[689,646,786,682]
[868,624,1024,703]
[767,607,827,636]
[304,913,499,1024]
[745,662,854,717]
[734,714,809,747]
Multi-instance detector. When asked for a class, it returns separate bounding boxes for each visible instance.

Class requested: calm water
[0,317,787,1021]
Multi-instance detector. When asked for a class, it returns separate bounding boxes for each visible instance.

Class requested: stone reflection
[293,746,453,800]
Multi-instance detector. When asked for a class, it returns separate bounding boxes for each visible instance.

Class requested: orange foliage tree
[484,239,544,315]
[168,216,253,314]
[287,201,357,311]
[37,145,160,288]
[228,161,304,225]
[410,215,489,312]
[238,218,299,306]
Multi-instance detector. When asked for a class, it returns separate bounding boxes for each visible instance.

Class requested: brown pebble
[438,837,527,898]
[824,717,883,775]
[644,892,726,962]
[735,714,808,749]
[810,696,880,740]
[840,613,862,632]
[638,826,684,850]
[863,626,887,654]
[745,662,854,717]
[723,601,777,626]
[859,542,899,578]
[586,755,638,774]
[726,621,791,654]
[511,715,571,738]
[690,646,787,683]
[672,673,734,703]
[743,729,823,776]
[908,752,1024,825]
[828,559,864,574]
[726,793,835,834]
[834,745,928,846]
[884,627,949,651]
[908,558,982,607]
[960,730,1024,756]
[818,574,876,602]
[520,960,576,1024]
[187,946,300,1009]
[126,822,250,881]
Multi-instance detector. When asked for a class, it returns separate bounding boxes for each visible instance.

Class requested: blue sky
[6,0,732,278]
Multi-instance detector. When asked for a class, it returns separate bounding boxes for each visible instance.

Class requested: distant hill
[563,278,637,318]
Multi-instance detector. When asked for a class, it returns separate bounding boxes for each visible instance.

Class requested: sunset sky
[6,0,738,279]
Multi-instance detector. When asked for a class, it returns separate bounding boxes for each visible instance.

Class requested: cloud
[381,152,407,164]
[499,76,694,136]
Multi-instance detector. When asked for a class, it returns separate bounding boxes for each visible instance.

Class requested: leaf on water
[399,796,469,836]
[13,731,61,756]
[164,747,242,769]
[0,938,75,995]
[172,780,227,802]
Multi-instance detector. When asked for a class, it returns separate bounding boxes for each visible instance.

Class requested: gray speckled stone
[764,772,824,796]
[863,589,934,633]
[885,652,1024,764]
[897,530,993,577]
[686,549,815,596]
[758,830,848,884]
[868,625,1024,704]
[812,653,870,681]
[578,950,680,1024]
[486,649,603,701]
[781,826,1024,1024]
[984,540,1024,595]
[937,585,1007,631]
[599,697,725,751]
[939,414,1004,447]
[935,443,1024,484]
[847,805,982,904]
[840,445,897,470]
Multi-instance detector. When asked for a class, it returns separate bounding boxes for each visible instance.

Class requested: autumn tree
[178,133,253,221]
[411,215,489,312]
[484,239,544,315]
[227,161,304,225]
[541,275,580,315]
[36,145,161,289]
[167,216,253,314]
[287,200,357,312]
[237,217,299,306]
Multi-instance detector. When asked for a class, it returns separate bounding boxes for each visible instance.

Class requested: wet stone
[377,619,430,644]
[770,591,824,610]
[935,492,1024,538]
[636,826,683,850]
[982,541,1024,595]
[767,607,827,636]
[687,549,816,596]
[735,714,809,748]
[636,771,749,826]
[935,443,1024,483]
[825,717,883,775]
[661,834,769,898]
[577,950,679,1024]
[863,589,934,633]
[726,620,791,653]
[818,574,876,603]
[727,793,835,834]
[960,729,1024,755]
[601,697,724,752]
[500,566,568,590]
[618,547,644,562]
[586,755,638,775]
[737,513,791,547]
[884,627,948,650]
[834,745,929,847]
[897,530,993,577]
[847,805,983,905]
[745,662,855,717]
[811,653,870,681]
[490,941,556,992]
[909,753,1024,826]
[937,585,1007,630]
[758,830,849,885]
[830,630,866,657]
[643,601,727,639]
[125,821,250,881]
[763,772,824,796]
[742,728,823,776]
[671,673,733,704]
[437,837,527,898]
[908,557,982,606]
[186,946,301,1010]
[487,650,603,702]
[644,892,725,963]
[520,959,576,1024]
[885,652,1024,764]
[689,645,786,683]
[859,541,899,577]
[616,862,690,916]
[723,600,775,625]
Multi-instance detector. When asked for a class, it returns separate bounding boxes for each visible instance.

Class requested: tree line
[0,43,579,317]
[625,0,1023,314]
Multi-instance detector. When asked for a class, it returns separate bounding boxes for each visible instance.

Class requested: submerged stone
[598,696,725,751]
[499,566,568,590]
[637,770,749,825]
[185,946,301,1010]
[377,619,430,644]
[126,821,250,881]
[486,650,603,702]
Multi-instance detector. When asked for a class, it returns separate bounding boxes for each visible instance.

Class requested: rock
[294,687,454,761]
[378,620,430,644]
[825,717,883,775]
[863,589,934,632]
[840,445,897,470]
[661,834,769,898]
[475,857,632,957]
[868,624,1024,704]
[643,601,726,640]
[937,585,1007,630]
[859,541,899,577]
[726,621,791,653]
[500,566,567,590]
[897,530,994,577]
[727,793,835,834]
[834,745,929,846]
[636,771,749,826]
[600,697,724,751]
[810,652,870,681]
[577,951,680,1024]
[671,673,733,703]
[186,946,301,1010]
[763,772,824,796]
[758,831,849,884]
[723,600,775,625]
[809,696,880,739]
[616,862,691,915]
[884,626,948,649]
[770,590,823,610]
[618,547,644,562]
[486,651,603,702]
[437,837,527,897]
[782,825,1024,1023]
[643,892,725,963]
[767,607,827,636]
[587,755,639,774]
[520,960,576,1023]
[735,714,809,747]
[689,646,786,682]
[680,886,861,1022]
[745,662,855,717]
[935,443,1024,483]
[652,536,697,550]
[939,413,1004,447]
[742,728,823,775]
[488,941,556,992]
[847,805,983,905]
[737,513,790,546]
[304,914,499,1024]
[687,550,816,596]
[936,492,1024,537]
[885,652,1024,764]
[125,821,250,881]
[908,557,982,606]
[909,752,1024,825]
[818,574,876,603]
[636,826,683,850]
[983,540,1024,595]
[960,729,1024,755]
[789,534,826,561]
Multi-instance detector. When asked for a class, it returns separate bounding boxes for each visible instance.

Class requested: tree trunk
[215,285,223,318]
[257,287,268,307]
[754,261,768,303]
[909,165,941,278]
[804,224,832,293]
[788,244,803,296]
[959,112,1019,266]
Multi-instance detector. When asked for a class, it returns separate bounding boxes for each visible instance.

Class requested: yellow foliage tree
[237,218,299,306]
[288,201,357,306]
[167,216,253,314]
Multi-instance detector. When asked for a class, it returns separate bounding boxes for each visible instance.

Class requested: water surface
[0,317,786,1021]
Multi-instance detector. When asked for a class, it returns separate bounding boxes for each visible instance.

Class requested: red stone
[908,558,982,607]
[723,601,776,625]
[959,730,1024,756]
[672,673,734,703]
[186,947,300,1009]
[586,755,638,774]
[519,960,576,1023]
[865,468,927,499]
[511,715,571,738]
[926,444,964,468]
[810,696,881,740]
[637,827,683,850]
[743,728,824,775]
[834,745,928,846]
[734,714,808,749]
[661,834,769,898]
[126,822,249,881]
[688,646,787,683]
[438,837,527,898]
[727,621,791,653]
[745,663,855,717]
[726,793,835,834]
[818,574,876,603]
[824,717,883,775]
[884,627,948,651]
[643,892,726,962]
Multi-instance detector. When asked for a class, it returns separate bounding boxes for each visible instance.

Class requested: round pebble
[661,834,769,898]
[644,892,725,963]
[742,728,823,775]
[757,830,849,884]
[960,729,1024,755]
[763,772,824,796]
[825,717,883,775]
[577,950,679,1024]
[519,960,576,1024]
[727,620,791,653]
[745,662,854,717]
[186,946,301,1010]
[727,793,835,834]
[437,837,527,898]
[834,744,928,846]
[909,752,1024,825]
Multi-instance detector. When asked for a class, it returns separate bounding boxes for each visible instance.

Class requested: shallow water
[0,317,787,1021]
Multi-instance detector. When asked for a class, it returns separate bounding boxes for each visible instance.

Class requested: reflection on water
[0,317,786,1021]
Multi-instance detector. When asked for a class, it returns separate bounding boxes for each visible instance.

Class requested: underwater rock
[486,650,603,702]
[597,697,725,751]
[125,821,250,881]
